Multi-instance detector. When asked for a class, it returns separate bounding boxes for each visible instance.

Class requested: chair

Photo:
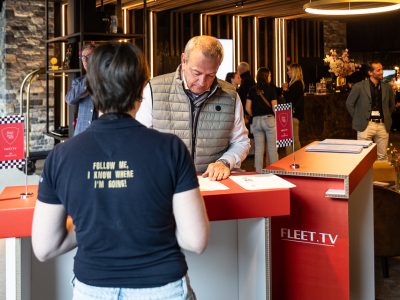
[374,185,400,278]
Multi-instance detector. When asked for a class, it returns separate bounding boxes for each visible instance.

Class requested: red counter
[0,174,290,238]
[265,142,376,300]
[1,173,290,300]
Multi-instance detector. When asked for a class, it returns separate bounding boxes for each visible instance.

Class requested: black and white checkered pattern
[0,159,25,170]
[276,138,293,148]
[275,103,292,111]
[0,115,24,124]
[275,103,293,148]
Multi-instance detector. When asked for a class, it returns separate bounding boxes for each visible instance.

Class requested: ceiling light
[304,0,400,15]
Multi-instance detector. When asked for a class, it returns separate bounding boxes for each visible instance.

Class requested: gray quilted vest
[150,68,237,172]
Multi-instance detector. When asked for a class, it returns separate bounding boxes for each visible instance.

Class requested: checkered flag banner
[0,115,25,170]
[275,103,294,148]
[0,115,24,125]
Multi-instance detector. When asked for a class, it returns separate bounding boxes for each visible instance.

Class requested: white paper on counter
[319,139,372,148]
[197,176,230,191]
[229,174,296,191]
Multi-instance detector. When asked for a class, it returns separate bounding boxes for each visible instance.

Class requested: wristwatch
[216,159,230,169]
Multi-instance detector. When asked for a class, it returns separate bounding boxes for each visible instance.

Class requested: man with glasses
[66,43,96,136]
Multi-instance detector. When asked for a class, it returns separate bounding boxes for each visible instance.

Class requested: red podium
[265,142,376,300]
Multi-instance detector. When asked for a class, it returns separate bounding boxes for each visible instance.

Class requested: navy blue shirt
[38,116,199,288]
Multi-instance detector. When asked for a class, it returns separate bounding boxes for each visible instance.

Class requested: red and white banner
[275,103,293,148]
[271,176,350,299]
[0,115,25,169]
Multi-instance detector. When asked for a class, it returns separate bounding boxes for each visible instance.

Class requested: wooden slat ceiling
[100,1,399,19]
[105,0,310,18]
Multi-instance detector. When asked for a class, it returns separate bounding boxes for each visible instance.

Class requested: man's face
[181,49,220,95]
[81,48,93,71]
[369,63,383,81]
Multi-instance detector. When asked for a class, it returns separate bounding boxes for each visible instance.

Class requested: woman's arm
[32,200,77,262]
[173,188,209,254]
[245,99,253,116]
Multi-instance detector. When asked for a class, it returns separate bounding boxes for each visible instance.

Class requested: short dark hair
[367,60,382,72]
[86,43,149,113]
[225,72,236,84]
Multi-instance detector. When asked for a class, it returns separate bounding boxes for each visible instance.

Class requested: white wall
[217,39,234,81]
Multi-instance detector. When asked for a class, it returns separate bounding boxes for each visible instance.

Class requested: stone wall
[0,0,54,153]
[0,2,5,107]
[323,20,347,54]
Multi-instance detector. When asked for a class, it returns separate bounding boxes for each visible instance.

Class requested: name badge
[371,110,381,117]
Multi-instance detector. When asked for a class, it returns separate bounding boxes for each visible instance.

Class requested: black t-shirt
[283,80,305,121]
[247,85,277,117]
[38,117,199,288]
[369,79,383,120]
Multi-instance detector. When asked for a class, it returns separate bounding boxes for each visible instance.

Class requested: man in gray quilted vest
[136,35,250,181]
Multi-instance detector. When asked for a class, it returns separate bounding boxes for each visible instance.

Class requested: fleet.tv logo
[281,228,338,247]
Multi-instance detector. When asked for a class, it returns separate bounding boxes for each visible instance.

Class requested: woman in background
[225,71,241,89]
[282,63,305,153]
[246,67,278,172]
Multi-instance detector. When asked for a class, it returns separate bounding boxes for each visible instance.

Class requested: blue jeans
[71,275,196,300]
[251,115,279,172]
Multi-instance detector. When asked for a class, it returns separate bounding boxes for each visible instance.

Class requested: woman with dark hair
[245,67,278,172]
[225,71,241,88]
[32,43,209,300]
[282,63,305,153]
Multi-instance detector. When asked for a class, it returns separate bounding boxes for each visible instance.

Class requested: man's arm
[173,188,209,254]
[218,94,250,168]
[346,84,360,117]
[202,94,250,181]
[65,77,86,105]
[135,83,153,127]
[31,200,77,262]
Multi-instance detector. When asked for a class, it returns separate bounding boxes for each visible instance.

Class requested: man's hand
[202,161,230,181]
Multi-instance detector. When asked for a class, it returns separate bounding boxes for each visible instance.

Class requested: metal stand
[18,68,44,199]
[289,105,300,169]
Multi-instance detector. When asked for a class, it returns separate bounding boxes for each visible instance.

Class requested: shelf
[44,0,146,144]
[47,69,81,75]
[46,33,81,43]
[82,32,145,40]
[45,131,69,141]
[46,32,144,43]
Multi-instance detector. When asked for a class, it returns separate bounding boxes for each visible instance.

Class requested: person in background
[246,67,278,172]
[136,35,250,181]
[282,63,305,153]
[32,43,209,300]
[225,71,241,89]
[346,61,395,160]
[237,62,256,126]
[66,43,96,136]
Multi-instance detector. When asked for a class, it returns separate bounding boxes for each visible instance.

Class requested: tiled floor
[376,257,400,299]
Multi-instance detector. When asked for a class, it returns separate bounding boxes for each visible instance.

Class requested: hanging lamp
[304,0,400,15]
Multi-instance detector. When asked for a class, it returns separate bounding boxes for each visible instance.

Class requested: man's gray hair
[238,62,250,74]
[184,35,224,63]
